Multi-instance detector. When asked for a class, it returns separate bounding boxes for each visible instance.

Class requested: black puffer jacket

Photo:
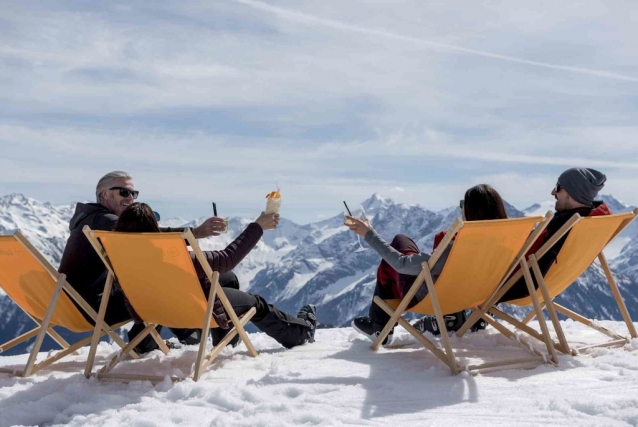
[58,203,185,308]
[59,202,265,322]
[498,201,611,302]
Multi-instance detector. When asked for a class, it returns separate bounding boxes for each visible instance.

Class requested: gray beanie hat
[557,167,606,206]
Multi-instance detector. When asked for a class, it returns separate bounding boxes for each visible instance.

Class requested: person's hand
[345,216,373,237]
[192,216,227,238]
[255,212,279,231]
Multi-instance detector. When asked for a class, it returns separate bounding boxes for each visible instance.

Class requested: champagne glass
[343,201,367,252]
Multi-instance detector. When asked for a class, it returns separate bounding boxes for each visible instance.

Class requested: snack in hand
[265,190,281,214]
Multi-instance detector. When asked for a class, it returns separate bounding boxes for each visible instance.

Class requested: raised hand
[192,216,227,238]
[344,216,373,237]
[255,212,280,231]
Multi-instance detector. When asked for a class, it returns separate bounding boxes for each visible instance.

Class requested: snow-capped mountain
[1,193,637,355]
[0,194,74,266]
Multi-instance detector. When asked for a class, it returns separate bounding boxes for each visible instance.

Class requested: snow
[604,237,632,260]
[319,266,377,304]
[2,321,638,426]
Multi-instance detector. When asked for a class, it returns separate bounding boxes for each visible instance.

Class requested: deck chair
[480,210,638,356]
[0,231,135,377]
[372,214,555,375]
[82,226,258,383]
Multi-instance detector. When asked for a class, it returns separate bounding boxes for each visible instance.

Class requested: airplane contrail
[238,0,638,83]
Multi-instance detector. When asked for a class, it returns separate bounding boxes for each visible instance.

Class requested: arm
[364,229,431,275]
[192,222,264,277]
[347,216,451,279]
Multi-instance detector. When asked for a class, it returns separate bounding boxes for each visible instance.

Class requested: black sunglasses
[109,187,139,199]
[459,200,465,210]
[553,182,563,193]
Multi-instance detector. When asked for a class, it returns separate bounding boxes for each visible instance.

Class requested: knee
[218,272,240,290]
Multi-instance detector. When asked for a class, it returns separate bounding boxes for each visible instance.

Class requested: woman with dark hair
[345,184,507,345]
[113,202,317,350]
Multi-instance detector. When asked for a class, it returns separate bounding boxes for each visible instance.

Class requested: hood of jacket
[69,203,112,231]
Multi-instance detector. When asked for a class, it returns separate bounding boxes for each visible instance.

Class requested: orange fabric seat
[372,215,557,374]
[94,231,219,329]
[83,227,258,383]
[496,211,638,355]
[0,232,133,377]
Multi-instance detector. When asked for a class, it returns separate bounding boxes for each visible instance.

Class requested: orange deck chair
[83,226,258,383]
[372,214,556,374]
[0,231,134,377]
[477,210,638,356]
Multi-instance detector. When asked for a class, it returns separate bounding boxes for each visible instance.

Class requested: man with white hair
[59,171,227,351]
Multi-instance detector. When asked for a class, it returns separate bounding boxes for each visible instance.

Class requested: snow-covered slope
[0,322,637,426]
[1,193,638,354]
[0,194,74,267]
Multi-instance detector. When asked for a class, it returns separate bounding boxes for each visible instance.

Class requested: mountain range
[1,193,637,355]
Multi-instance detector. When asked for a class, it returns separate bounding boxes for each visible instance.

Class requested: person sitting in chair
[345,184,508,345]
[113,202,317,350]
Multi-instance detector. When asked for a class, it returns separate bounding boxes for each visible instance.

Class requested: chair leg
[374,297,452,369]
[457,309,480,338]
[195,308,258,378]
[422,267,460,375]
[371,267,429,351]
[599,253,638,339]
[529,255,570,355]
[23,275,66,377]
[217,288,258,358]
[192,275,217,382]
[99,324,156,375]
[28,335,93,375]
[553,303,626,341]
[85,273,114,378]
[149,326,170,355]
[489,307,566,354]
[0,327,40,354]
[521,259,558,364]
[522,309,540,325]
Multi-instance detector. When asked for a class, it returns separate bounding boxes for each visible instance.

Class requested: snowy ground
[1,321,638,427]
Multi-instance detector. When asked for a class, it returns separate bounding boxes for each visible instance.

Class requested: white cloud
[1,1,637,223]
[238,0,638,82]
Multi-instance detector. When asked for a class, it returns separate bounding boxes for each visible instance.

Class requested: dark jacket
[498,201,612,302]
[58,203,185,309]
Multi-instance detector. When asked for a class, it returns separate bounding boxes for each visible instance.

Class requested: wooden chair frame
[460,209,638,357]
[372,213,558,375]
[83,226,258,383]
[0,231,135,377]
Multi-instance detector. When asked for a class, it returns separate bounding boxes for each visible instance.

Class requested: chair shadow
[251,338,480,419]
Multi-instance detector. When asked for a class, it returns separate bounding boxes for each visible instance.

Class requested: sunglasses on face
[553,182,563,193]
[109,187,139,199]
[459,200,465,210]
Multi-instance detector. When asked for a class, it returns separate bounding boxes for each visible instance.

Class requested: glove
[212,296,230,330]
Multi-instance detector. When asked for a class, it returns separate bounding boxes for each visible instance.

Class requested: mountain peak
[361,193,393,212]
[599,194,633,212]
[0,193,33,209]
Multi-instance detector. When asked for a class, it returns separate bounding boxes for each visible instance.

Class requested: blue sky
[1,1,637,224]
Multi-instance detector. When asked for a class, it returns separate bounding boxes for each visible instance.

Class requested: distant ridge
[1,192,637,355]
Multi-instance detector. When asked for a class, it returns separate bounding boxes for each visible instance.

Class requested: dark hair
[463,184,507,221]
[113,202,160,233]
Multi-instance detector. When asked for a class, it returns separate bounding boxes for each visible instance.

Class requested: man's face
[101,178,136,216]
[551,182,570,212]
